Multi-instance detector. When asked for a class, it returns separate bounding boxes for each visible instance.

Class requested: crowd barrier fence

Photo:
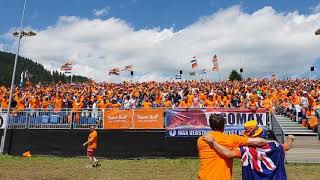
[2,108,271,130]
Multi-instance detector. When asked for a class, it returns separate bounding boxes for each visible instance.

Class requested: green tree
[0,51,89,86]
[229,70,242,81]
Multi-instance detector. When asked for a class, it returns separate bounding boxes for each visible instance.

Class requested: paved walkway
[285,136,320,163]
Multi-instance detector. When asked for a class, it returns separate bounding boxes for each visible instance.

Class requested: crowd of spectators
[1,79,319,129]
[0,79,319,116]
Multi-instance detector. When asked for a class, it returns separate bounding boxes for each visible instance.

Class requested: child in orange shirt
[83,126,99,168]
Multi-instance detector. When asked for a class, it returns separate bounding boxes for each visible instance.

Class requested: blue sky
[1,0,320,82]
[1,0,320,34]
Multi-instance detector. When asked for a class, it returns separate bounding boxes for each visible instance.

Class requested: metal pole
[0,0,27,154]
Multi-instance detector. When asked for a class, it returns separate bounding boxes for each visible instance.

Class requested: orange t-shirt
[30,97,39,109]
[17,99,25,111]
[88,130,98,150]
[262,98,272,109]
[163,100,172,108]
[54,98,63,110]
[179,101,191,108]
[72,101,82,111]
[199,93,206,101]
[1,98,8,109]
[204,99,215,107]
[110,103,121,109]
[98,102,110,109]
[141,101,152,108]
[197,131,248,180]
[187,94,194,104]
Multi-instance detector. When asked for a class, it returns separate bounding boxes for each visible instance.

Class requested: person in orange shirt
[17,93,27,111]
[248,96,259,112]
[261,93,273,112]
[179,96,191,108]
[110,98,121,109]
[30,96,40,109]
[162,96,172,108]
[53,95,63,112]
[203,93,215,107]
[187,91,194,105]
[197,114,269,180]
[141,98,152,108]
[1,95,9,111]
[204,120,294,180]
[97,99,110,110]
[42,97,50,111]
[83,126,99,168]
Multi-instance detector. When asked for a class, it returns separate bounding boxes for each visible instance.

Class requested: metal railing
[4,107,269,130]
[270,112,285,144]
[6,109,103,129]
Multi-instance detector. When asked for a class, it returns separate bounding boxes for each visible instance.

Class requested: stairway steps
[274,115,317,137]
[280,124,303,127]
[283,127,310,130]
[284,132,317,136]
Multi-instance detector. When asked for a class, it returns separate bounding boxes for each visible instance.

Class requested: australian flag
[240,141,287,180]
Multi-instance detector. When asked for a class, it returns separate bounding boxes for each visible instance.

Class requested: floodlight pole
[0,0,29,154]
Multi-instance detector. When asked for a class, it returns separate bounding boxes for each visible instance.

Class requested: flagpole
[206,72,208,81]
[197,67,200,81]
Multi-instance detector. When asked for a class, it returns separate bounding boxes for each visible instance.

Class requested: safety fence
[269,112,285,144]
[1,108,270,131]
[5,110,103,129]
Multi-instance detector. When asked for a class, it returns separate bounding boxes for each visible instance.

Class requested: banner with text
[133,109,164,129]
[0,113,7,129]
[104,110,132,129]
[165,108,268,137]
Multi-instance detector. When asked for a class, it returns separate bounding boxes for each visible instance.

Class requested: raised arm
[246,137,270,147]
[282,135,294,151]
[203,135,240,159]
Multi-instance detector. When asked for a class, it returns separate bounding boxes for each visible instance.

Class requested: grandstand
[0,79,319,161]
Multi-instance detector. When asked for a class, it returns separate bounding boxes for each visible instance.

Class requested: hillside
[0,51,89,87]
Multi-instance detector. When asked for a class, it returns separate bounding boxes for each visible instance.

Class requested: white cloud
[93,6,111,17]
[311,3,320,13]
[5,6,320,82]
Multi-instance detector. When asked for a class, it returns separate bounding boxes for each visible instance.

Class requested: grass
[0,155,319,180]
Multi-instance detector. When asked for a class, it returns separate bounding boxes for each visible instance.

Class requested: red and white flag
[60,61,73,74]
[122,64,133,71]
[109,68,120,76]
[212,54,219,72]
[191,56,198,69]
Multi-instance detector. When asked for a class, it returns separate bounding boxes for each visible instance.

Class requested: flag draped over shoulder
[190,56,198,69]
[240,141,287,180]
[212,54,219,72]
[109,68,120,76]
[122,65,133,71]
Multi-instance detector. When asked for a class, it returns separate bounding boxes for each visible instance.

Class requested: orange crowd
[0,79,319,115]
